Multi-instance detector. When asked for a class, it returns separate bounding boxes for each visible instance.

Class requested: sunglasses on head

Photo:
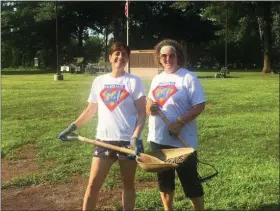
[159,53,176,59]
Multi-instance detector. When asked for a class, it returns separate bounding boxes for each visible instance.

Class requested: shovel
[66,133,194,173]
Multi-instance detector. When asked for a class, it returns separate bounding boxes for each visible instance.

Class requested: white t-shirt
[147,68,206,150]
[88,72,145,141]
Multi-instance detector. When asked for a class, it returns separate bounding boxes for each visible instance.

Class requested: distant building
[129,50,159,79]
[130,50,158,68]
[128,46,189,78]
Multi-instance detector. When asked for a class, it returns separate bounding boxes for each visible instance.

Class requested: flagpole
[126,0,130,73]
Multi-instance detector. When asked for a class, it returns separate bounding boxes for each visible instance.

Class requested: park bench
[215,67,229,78]
[69,63,81,74]
[99,63,111,72]
[60,65,70,73]
[85,64,99,75]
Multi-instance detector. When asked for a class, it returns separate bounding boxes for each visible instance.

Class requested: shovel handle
[76,135,166,164]
[77,135,136,155]
[157,111,188,147]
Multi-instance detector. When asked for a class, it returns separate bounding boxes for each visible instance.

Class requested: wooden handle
[77,135,166,164]
[158,111,188,147]
[77,136,136,155]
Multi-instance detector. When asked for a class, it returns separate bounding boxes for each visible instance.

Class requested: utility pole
[225,1,228,71]
[225,1,228,74]
[125,0,130,73]
[54,0,63,80]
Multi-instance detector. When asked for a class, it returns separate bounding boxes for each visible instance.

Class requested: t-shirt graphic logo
[152,85,178,106]
[100,88,129,111]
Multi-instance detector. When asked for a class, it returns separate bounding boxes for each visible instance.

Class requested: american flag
[125,0,129,18]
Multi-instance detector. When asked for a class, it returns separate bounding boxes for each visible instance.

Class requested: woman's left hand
[168,119,185,136]
[130,137,144,155]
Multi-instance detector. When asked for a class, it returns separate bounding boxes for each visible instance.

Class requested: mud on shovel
[66,133,194,173]
[158,110,218,182]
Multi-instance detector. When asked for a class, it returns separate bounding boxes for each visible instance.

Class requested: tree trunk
[78,26,84,48]
[261,2,272,74]
[113,18,121,41]
[113,17,125,42]
[104,24,109,70]
[180,40,188,68]
[105,25,108,60]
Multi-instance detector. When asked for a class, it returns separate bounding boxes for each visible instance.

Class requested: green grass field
[1,71,279,210]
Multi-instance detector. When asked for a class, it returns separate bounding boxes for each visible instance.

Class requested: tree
[128,1,218,67]
[83,36,103,63]
[1,1,41,67]
[3,1,278,71]
[199,1,279,73]
[1,1,65,68]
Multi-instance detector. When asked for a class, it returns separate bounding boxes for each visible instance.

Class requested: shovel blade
[149,147,195,161]
[136,157,178,173]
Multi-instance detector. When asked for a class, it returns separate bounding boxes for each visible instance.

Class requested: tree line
[1,1,279,73]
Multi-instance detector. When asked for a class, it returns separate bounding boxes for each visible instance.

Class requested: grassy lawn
[1,71,279,210]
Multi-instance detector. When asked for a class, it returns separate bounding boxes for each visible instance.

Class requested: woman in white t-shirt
[58,42,146,211]
[146,39,206,211]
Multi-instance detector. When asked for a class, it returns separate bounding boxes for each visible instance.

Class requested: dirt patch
[1,144,39,183]
[1,144,157,210]
[2,177,115,210]
[2,177,157,210]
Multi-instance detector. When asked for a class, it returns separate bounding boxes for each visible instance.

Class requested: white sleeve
[87,78,98,103]
[185,74,206,106]
[131,77,146,100]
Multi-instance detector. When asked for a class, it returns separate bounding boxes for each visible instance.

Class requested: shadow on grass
[198,76,241,79]
[192,68,262,73]
[255,203,280,211]
[1,69,57,75]
[204,203,280,211]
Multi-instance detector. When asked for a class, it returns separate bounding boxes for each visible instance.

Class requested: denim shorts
[92,140,133,161]
[150,142,204,198]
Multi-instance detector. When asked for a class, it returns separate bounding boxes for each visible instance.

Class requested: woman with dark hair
[146,39,206,211]
[58,41,146,211]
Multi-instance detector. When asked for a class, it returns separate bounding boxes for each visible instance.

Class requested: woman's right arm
[73,102,98,128]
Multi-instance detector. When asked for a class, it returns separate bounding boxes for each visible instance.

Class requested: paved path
[129,68,159,79]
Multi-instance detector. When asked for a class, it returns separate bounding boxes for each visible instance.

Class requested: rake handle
[157,111,188,147]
